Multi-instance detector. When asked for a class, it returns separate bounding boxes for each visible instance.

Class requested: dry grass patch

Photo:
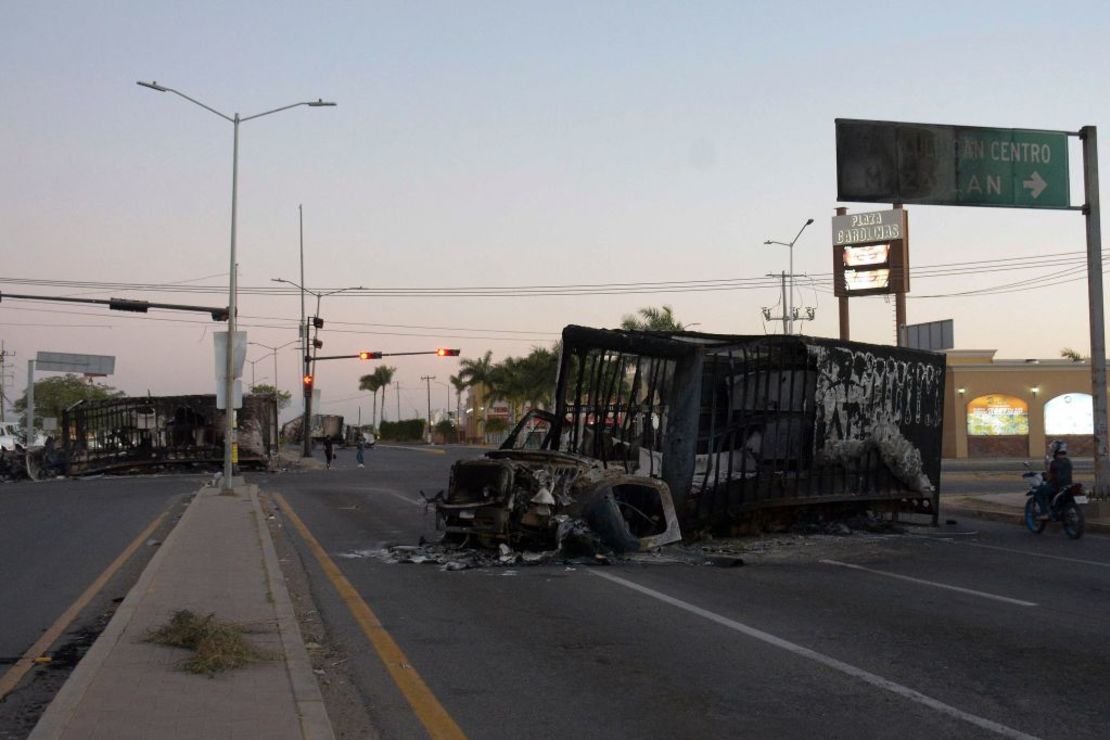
[145,610,273,677]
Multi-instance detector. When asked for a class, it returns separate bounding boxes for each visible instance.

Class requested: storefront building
[944,350,1096,458]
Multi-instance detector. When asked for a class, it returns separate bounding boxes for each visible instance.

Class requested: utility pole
[0,343,12,422]
[421,376,435,442]
[300,205,310,458]
[763,218,816,334]
[396,382,401,421]
[25,360,35,447]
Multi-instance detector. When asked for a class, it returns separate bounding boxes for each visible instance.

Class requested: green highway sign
[836,119,1071,209]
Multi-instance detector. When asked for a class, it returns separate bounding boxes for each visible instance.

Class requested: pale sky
[3,1,1110,424]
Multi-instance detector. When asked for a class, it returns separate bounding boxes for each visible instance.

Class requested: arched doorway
[1044,392,1094,456]
[966,394,1028,457]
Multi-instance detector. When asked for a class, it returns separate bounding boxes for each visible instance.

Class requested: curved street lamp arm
[136,81,234,122]
[241,100,336,123]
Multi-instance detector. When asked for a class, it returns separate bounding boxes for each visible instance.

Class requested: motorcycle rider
[1036,440,1073,520]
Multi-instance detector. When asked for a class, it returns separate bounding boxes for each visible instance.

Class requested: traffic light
[312,338,324,349]
[303,374,314,389]
[312,317,324,329]
[358,351,382,360]
[436,348,461,357]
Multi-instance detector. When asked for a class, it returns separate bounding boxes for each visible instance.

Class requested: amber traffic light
[358,351,382,360]
[303,374,314,388]
[436,348,461,357]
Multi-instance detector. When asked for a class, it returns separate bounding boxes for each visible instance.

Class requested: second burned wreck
[436,325,945,552]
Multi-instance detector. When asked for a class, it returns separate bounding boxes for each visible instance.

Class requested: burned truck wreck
[437,325,945,551]
[59,394,278,476]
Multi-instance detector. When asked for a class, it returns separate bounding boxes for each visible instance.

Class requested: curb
[29,488,206,740]
[942,504,1110,534]
[249,487,335,740]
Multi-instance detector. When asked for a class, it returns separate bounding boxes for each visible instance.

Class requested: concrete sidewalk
[30,484,332,740]
[942,491,1110,534]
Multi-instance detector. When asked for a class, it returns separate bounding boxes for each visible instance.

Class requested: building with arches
[943,350,1095,458]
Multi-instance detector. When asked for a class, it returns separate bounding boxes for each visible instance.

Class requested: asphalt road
[261,446,1110,739]
[0,474,197,738]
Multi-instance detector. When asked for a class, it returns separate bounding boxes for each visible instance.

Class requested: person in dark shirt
[323,436,334,469]
[1036,440,1073,520]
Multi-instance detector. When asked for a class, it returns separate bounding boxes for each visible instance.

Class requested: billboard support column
[835,207,850,340]
[894,203,908,346]
[25,360,34,448]
[1081,126,1109,499]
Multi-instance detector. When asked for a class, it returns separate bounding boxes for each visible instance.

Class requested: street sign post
[836,118,1108,499]
[836,119,1071,209]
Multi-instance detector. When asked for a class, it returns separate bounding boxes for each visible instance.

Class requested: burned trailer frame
[61,394,278,475]
[551,325,945,529]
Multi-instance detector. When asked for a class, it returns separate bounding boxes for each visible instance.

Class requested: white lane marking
[820,559,1037,607]
[363,486,426,507]
[950,541,1110,569]
[591,570,1038,740]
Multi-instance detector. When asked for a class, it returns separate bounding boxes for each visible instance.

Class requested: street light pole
[764,218,814,335]
[137,81,335,491]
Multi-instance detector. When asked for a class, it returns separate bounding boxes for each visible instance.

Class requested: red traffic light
[358,351,382,360]
[436,348,461,357]
[303,374,314,387]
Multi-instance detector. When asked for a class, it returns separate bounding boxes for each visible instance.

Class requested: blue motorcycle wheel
[1062,502,1084,540]
[1024,498,1046,534]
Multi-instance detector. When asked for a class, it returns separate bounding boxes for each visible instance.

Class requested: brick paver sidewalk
[31,485,332,740]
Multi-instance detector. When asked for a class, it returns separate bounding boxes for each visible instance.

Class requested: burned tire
[581,487,640,554]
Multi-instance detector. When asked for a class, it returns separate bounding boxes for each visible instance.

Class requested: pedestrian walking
[355,435,366,468]
[324,436,334,469]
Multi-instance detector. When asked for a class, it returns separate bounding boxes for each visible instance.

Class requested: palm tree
[374,366,396,423]
[358,374,381,431]
[449,374,468,442]
[620,305,685,332]
[458,351,495,438]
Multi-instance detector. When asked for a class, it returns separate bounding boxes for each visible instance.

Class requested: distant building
[945,350,1094,458]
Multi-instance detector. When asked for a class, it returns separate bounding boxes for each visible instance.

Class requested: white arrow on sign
[1023,171,1047,199]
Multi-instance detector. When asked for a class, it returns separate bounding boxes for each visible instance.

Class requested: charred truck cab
[438,325,945,550]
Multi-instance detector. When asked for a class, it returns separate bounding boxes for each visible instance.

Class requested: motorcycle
[1022,464,1087,539]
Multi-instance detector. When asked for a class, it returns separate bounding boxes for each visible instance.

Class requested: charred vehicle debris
[434,324,945,556]
[15,394,281,479]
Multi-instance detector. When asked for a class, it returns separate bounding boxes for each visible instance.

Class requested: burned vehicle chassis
[438,325,944,551]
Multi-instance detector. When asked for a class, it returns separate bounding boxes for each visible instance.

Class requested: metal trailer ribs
[552,326,946,529]
[60,394,278,475]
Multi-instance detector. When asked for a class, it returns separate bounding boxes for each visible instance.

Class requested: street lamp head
[308,99,337,107]
[805,218,814,225]
[136,81,168,92]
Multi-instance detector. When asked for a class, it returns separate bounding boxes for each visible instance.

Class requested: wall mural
[966,394,1028,436]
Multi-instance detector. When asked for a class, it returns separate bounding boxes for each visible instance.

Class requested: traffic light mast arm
[308,349,462,362]
[0,292,230,321]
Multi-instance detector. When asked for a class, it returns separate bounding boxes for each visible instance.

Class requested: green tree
[620,305,685,332]
[249,383,292,410]
[1061,347,1087,361]
[358,373,381,430]
[458,351,495,435]
[14,374,124,427]
[373,366,396,423]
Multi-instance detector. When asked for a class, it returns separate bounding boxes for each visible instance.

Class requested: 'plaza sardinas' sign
[836,119,1070,209]
[831,208,905,246]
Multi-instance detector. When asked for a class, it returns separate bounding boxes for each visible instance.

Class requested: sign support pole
[25,360,34,449]
[835,207,850,340]
[1081,126,1109,499]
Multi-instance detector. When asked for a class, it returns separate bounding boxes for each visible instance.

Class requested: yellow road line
[0,510,168,700]
[273,492,465,740]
